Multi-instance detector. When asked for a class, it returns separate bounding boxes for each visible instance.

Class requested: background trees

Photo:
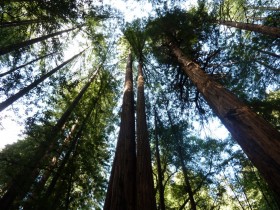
[0,0,279,209]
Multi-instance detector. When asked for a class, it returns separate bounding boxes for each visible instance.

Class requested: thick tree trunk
[154,109,166,210]
[0,51,57,77]
[136,60,157,210]
[0,19,43,28]
[0,68,97,210]
[103,53,136,210]
[0,50,84,112]
[219,20,280,38]
[0,26,78,56]
[167,39,280,202]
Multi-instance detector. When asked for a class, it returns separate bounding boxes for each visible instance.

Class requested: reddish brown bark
[136,61,157,210]
[219,20,280,38]
[104,53,136,210]
[167,39,280,201]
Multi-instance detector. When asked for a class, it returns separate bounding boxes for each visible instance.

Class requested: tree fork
[167,39,280,201]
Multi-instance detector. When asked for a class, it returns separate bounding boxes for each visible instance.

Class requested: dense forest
[0,0,279,209]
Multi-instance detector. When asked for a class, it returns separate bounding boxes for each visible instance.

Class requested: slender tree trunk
[166,110,196,210]
[178,146,197,210]
[0,51,57,77]
[44,95,98,200]
[0,19,43,28]
[256,61,279,73]
[0,26,78,56]
[254,49,280,59]
[136,59,157,210]
[154,109,166,210]
[0,68,97,210]
[22,122,78,209]
[0,50,83,112]
[103,53,136,210]
[248,6,280,11]
[219,20,280,38]
[167,38,280,202]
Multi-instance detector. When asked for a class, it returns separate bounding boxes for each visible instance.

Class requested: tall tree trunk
[0,26,78,56]
[219,20,280,38]
[0,51,57,77]
[166,110,197,210]
[0,69,98,210]
[44,95,99,201]
[248,6,280,11]
[178,147,197,210]
[254,49,280,59]
[0,50,84,112]
[167,38,280,202]
[154,109,166,210]
[136,60,157,210]
[0,19,43,28]
[103,53,136,210]
[22,122,78,209]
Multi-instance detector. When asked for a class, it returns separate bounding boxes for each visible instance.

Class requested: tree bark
[0,26,78,56]
[136,60,157,210]
[219,20,280,38]
[0,19,43,28]
[0,50,84,112]
[167,39,280,202]
[0,51,57,77]
[0,67,97,210]
[103,53,136,210]
[154,109,166,210]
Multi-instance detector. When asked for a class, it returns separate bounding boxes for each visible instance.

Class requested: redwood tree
[166,37,280,201]
[103,53,136,210]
